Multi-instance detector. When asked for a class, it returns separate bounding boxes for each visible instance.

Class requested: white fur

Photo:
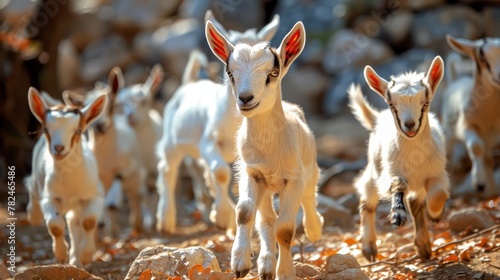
[206,21,323,279]
[26,87,107,267]
[441,35,500,197]
[155,12,281,235]
[348,56,450,261]
[116,65,164,227]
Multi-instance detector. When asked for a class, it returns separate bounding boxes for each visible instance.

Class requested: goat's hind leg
[301,169,323,242]
[389,176,409,227]
[355,168,379,262]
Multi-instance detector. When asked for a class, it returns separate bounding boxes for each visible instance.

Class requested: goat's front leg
[354,168,379,262]
[122,172,145,234]
[389,176,408,227]
[408,189,431,259]
[425,175,449,222]
[462,128,493,196]
[156,148,183,234]
[27,190,43,226]
[275,179,303,280]
[231,171,262,278]
[67,207,83,267]
[104,179,123,236]
[78,195,104,266]
[256,190,278,279]
[41,197,68,262]
[200,140,236,233]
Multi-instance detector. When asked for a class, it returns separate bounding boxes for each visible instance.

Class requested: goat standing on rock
[26,87,107,267]
[348,56,450,261]
[206,21,324,279]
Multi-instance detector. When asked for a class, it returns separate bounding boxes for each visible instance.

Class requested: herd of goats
[23,9,500,279]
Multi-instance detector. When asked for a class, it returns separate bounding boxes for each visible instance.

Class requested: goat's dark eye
[270,69,279,77]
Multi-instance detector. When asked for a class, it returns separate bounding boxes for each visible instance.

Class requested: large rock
[68,12,110,52]
[448,208,496,232]
[411,5,483,54]
[179,0,211,19]
[125,246,221,279]
[281,67,329,114]
[0,0,35,26]
[134,18,202,78]
[13,264,102,280]
[81,35,133,83]
[323,254,369,280]
[323,48,438,117]
[353,10,413,47]
[403,0,445,11]
[322,28,394,75]
[295,262,321,278]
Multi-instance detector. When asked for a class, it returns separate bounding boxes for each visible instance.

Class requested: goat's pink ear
[258,14,280,42]
[446,35,477,58]
[277,21,306,73]
[144,64,164,97]
[204,10,230,40]
[364,66,388,98]
[81,94,108,128]
[206,20,234,64]
[425,56,444,94]
[28,87,47,123]
[108,67,124,97]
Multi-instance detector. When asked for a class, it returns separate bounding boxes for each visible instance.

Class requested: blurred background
[0,0,498,182]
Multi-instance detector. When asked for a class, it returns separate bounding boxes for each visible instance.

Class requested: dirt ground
[1,116,500,280]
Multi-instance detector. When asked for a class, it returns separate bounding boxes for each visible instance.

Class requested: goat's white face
[206,20,306,118]
[226,43,281,117]
[28,87,108,160]
[44,111,81,159]
[447,36,500,87]
[364,56,444,139]
[114,65,163,127]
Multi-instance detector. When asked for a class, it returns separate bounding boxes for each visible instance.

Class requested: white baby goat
[63,68,151,235]
[116,65,164,228]
[156,12,280,235]
[26,87,107,266]
[348,56,449,261]
[206,21,324,279]
[441,35,500,198]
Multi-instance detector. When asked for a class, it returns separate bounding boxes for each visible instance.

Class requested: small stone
[323,254,361,274]
[295,262,321,278]
[448,208,495,232]
[13,264,102,280]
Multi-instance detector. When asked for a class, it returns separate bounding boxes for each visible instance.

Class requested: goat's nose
[239,93,254,104]
[54,145,65,153]
[404,121,415,129]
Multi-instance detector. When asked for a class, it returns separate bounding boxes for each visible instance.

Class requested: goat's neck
[472,67,500,103]
[245,87,286,134]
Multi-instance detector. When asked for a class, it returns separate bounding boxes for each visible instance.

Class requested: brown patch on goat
[237,205,252,225]
[427,189,448,214]
[83,217,97,231]
[49,226,63,237]
[276,227,294,247]
[215,169,229,185]
[251,170,267,185]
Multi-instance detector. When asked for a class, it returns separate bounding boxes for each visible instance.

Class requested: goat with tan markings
[206,20,323,279]
[348,56,450,261]
[25,87,107,267]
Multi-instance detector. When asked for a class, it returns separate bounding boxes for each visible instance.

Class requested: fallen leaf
[440,254,459,264]
[459,248,471,262]
[475,237,490,248]
[188,264,212,280]
[140,270,152,280]
[342,237,358,246]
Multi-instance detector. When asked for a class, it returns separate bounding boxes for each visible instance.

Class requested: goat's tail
[182,49,208,84]
[348,83,378,131]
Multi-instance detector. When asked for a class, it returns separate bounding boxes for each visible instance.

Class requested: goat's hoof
[259,273,275,280]
[362,242,378,262]
[235,269,250,278]
[390,209,407,227]
[427,211,443,223]
[476,184,485,193]
[415,239,432,260]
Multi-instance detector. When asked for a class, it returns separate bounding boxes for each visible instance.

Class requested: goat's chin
[52,153,68,161]
[399,129,418,139]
